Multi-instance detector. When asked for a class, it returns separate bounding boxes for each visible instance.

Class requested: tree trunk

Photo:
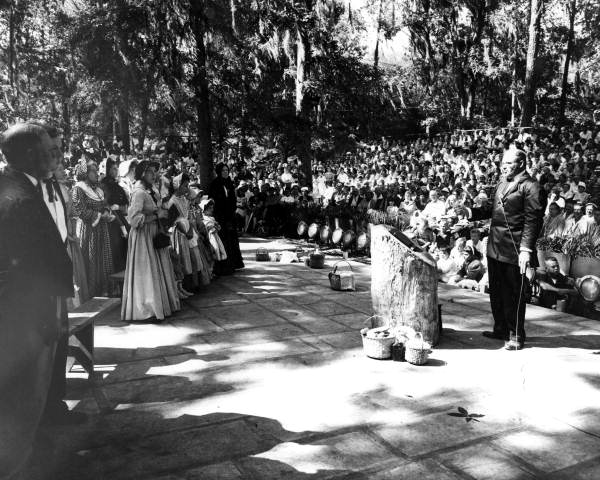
[190,0,214,191]
[511,40,518,125]
[230,0,237,35]
[118,91,131,154]
[461,84,475,120]
[370,225,440,345]
[112,105,117,144]
[138,94,150,152]
[239,75,249,162]
[8,4,15,89]
[373,0,383,71]
[61,98,71,149]
[295,18,313,188]
[520,0,544,127]
[558,0,576,126]
[457,73,475,122]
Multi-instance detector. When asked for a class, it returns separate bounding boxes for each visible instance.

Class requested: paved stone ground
[38,237,600,480]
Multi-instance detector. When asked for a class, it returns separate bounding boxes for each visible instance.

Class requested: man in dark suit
[459,148,546,350]
[28,121,87,425]
[0,123,74,478]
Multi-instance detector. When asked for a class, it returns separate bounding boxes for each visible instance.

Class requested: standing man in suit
[28,121,86,425]
[0,123,74,478]
[458,148,546,350]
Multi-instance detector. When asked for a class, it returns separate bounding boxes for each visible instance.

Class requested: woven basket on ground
[405,332,431,366]
[361,316,395,359]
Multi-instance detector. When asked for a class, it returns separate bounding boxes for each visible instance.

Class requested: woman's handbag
[153,218,171,249]
[153,231,171,249]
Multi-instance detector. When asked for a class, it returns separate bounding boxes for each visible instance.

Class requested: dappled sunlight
[49,237,600,479]
[95,324,193,349]
[254,443,334,474]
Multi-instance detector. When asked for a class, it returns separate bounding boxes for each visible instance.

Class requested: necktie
[43,178,56,202]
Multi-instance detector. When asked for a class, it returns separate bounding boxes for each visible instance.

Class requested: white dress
[121,183,181,321]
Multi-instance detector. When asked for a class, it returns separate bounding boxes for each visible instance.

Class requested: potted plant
[562,231,600,278]
[535,236,570,275]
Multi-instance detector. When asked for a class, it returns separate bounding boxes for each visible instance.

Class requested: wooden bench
[68,297,120,381]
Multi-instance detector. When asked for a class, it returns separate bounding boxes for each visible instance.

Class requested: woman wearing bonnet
[121,161,180,322]
[71,160,114,297]
[188,187,213,285]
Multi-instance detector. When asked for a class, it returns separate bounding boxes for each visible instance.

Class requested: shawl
[74,181,105,202]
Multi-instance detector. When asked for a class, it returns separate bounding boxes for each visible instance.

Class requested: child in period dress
[201,198,228,275]
[188,189,213,285]
[167,173,195,296]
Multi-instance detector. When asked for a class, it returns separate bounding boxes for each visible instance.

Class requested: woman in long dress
[167,173,194,290]
[101,158,130,273]
[54,161,89,307]
[208,163,244,272]
[121,161,180,322]
[71,161,114,297]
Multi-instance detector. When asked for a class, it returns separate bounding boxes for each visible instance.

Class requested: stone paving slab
[491,419,600,473]
[436,443,539,480]
[239,431,395,479]
[370,458,462,480]
[36,237,600,480]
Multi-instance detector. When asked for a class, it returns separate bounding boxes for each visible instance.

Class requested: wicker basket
[405,332,431,366]
[329,260,356,291]
[361,316,395,359]
[255,248,270,261]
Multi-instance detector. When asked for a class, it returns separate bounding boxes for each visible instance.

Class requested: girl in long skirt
[200,198,229,275]
[167,173,196,295]
[189,190,213,285]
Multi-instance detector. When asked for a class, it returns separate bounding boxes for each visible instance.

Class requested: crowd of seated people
[4,122,600,316]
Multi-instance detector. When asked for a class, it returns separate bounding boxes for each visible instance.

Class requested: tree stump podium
[370,224,440,345]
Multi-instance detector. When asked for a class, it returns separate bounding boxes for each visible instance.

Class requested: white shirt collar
[24,172,39,187]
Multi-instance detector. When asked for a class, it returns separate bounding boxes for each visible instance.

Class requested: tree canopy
[1,0,599,183]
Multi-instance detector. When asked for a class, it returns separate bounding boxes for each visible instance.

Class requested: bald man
[0,123,73,477]
[460,148,546,350]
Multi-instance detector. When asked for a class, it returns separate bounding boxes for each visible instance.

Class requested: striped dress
[71,182,114,297]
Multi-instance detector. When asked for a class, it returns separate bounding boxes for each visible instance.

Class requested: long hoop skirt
[121,221,180,321]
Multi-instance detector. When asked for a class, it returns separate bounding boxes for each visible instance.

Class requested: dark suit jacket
[0,168,73,477]
[0,167,73,300]
[208,177,237,225]
[471,170,546,266]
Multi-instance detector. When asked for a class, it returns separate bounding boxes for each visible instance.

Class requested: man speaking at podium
[457,148,546,350]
